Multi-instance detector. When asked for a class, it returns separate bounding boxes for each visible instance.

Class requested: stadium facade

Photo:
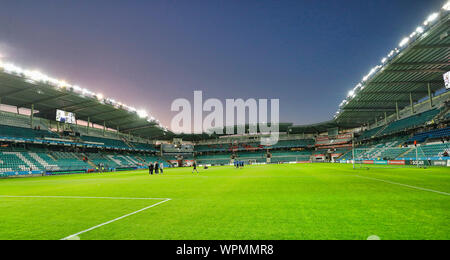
[0,2,449,177]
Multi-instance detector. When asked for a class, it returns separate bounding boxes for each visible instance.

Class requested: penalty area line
[353,175,450,196]
[61,198,171,240]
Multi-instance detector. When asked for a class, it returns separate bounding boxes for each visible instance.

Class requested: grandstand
[0,0,449,241]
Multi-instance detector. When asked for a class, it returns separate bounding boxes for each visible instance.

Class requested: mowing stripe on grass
[165,175,316,178]
[353,175,450,196]
[61,198,171,240]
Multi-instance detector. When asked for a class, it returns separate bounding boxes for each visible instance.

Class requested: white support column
[428,83,433,108]
[30,104,34,128]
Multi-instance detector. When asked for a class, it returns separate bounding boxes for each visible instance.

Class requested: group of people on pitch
[148,162,164,175]
[234,160,245,169]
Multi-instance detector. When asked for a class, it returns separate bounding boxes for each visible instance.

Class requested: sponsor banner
[388,160,405,165]
[374,160,388,165]
[432,160,447,167]
[401,157,449,161]
[0,170,42,177]
[448,160,450,167]
[297,161,312,164]
[406,160,427,166]
[362,160,374,165]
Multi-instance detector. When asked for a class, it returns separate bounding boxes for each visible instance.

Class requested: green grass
[0,163,449,240]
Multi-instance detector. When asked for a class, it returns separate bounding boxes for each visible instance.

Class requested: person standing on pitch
[160,162,164,174]
[155,162,159,174]
[149,163,154,175]
[192,161,199,174]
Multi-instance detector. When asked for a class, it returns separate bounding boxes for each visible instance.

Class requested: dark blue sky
[0,0,445,127]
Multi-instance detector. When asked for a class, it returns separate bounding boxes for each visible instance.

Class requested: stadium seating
[0,125,59,140]
[0,112,31,128]
[270,150,312,163]
[81,135,130,149]
[86,153,120,168]
[196,154,231,165]
[140,155,169,166]
[378,109,439,136]
[268,139,314,149]
[195,139,314,152]
[50,152,91,170]
[399,143,450,159]
[0,146,173,173]
[408,127,450,143]
[237,152,266,163]
[358,126,383,140]
[0,150,91,173]
[131,142,158,152]
[340,136,409,160]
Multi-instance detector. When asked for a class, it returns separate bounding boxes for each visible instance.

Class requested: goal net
[351,146,432,169]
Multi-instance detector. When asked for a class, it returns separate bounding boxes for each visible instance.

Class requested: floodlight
[26,70,48,82]
[424,13,439,25]
[348,90,355,98]
[444,1,450,11]
[399,37,410,47]
[137,109,148,118]
[416,26,424,34]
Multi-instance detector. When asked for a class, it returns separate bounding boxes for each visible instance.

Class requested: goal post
[247,159,257,165]
[351,146,428,169]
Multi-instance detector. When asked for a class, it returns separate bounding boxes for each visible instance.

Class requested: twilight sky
[0,0,445,128]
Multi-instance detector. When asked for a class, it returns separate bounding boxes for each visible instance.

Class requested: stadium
[0,1,449,242]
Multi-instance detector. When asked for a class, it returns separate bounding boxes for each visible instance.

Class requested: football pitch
[0,163,449,240]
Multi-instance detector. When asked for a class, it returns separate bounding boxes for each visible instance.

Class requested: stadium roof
[334,4,450,127]
[0,70,172,139]
[287,120,353,134]
[1,2,448,140]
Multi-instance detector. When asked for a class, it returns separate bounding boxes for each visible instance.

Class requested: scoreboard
[56,109,76,124]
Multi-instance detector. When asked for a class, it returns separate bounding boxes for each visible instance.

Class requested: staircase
[119,155,135,165]
[6,152,38,171]
[86,160,97,168]
[122,138,135,149]
[107,155,123,166]
[374,124,389,137]
[397,147,416,159]
[433,106,450,122]
[135,155,146,163]
[123,155,139,165]
[29,153,58,170]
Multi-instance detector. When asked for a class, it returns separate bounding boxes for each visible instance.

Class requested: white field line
[353,175,450,196]
[0,195,169,200]
[61,198,171,240]
[0,195,171,240]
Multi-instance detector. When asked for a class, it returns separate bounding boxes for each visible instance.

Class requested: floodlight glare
[137,109,148,118]
[426,13,439,24]
[443,1,450,11]
[416,26,424,34]
[26,70,48,82]
[399,37,410,47]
